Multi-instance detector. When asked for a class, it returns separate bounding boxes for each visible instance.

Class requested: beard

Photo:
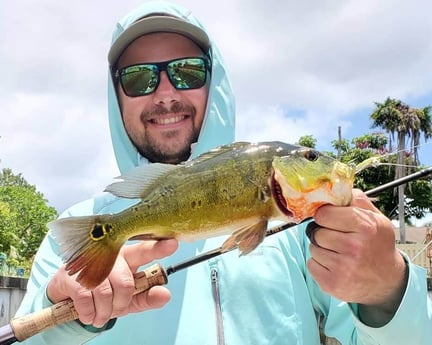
[132,102,202,164]
[138,127,199,164]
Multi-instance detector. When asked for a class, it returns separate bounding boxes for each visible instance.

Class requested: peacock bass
[50,141,356,289]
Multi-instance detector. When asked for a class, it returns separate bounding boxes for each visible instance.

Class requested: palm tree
[370,98,432,243]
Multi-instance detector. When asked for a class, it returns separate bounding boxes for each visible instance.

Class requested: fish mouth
[271,172,294,218]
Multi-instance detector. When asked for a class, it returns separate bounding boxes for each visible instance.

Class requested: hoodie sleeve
[295,223,432,345]
[14,201,103,345]
[350,256,432,344]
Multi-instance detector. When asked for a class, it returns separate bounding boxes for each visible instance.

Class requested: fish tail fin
[49,215,123,289]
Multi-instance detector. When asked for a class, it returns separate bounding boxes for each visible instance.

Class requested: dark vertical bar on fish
[1,166,430,344]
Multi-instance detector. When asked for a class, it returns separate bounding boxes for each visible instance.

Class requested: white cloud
[0,92,117,212]
[1,0,431,213]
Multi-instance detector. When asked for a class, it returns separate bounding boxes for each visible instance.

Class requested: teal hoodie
[16,1,432,344]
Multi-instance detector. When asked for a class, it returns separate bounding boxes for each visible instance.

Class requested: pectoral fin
[221,220,268,256]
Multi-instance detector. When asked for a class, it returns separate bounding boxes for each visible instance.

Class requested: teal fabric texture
[16,1,432,344]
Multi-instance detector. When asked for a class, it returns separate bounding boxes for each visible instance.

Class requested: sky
[1,0,432,220]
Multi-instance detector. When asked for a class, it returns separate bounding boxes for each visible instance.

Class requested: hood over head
[107,1,235,174]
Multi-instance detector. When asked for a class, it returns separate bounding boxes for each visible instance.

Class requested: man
[16,1,432,344]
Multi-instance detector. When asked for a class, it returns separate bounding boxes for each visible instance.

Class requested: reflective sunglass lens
[167,58,207,89]
[120,65,158,96]
[118,57,208,97]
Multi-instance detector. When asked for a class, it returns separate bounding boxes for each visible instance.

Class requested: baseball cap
[108,15,211,67]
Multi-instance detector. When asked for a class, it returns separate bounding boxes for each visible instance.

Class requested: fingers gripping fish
[50,141,355,289]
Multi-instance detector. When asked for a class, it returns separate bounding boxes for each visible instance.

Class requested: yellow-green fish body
[51,141,355,289]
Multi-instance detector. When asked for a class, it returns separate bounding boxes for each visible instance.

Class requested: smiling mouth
[150,115,188,125]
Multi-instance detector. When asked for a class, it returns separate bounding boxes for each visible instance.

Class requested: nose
[153,71,178,104]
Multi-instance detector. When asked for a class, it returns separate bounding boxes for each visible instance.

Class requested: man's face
[116,33,209,164]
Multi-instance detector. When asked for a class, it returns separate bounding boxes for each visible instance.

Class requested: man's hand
[307,189,407,325]
[47,239,178,328]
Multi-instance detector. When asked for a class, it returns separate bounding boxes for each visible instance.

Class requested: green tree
[331,138,350,155]
[370,98,432,242]
[297,130,432,234]
[297,135,317,148]
[351,133,388,151]
[330,132,432,227]
[338,133,393,194]
[0,168,57,274]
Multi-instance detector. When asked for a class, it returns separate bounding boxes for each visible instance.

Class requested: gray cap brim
[108,16,210,67]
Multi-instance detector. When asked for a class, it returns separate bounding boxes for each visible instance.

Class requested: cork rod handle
[10,263,167,342]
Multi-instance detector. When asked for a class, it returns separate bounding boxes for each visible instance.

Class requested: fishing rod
[1,166,431,344]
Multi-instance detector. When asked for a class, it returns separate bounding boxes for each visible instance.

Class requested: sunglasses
[114,57,210,97]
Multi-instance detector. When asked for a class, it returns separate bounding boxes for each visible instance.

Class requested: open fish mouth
[271,171,294,218]
[270,150,355,222]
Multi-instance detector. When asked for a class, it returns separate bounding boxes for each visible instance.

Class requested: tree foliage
[302,131,432,224]
[351,145,432,223]
[370,98,432,164]
[369,98,432,242]
[0,168,57,274]
[297,135,317,149]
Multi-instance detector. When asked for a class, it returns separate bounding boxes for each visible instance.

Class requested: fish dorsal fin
[186,142,251,166]
[104,163,178,199]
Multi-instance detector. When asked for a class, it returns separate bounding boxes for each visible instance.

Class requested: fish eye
[304,150,319,161]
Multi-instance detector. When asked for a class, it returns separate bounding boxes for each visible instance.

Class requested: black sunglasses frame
[113,56,211,97]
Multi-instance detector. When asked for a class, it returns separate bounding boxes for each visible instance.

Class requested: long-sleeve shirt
[16,196,432,344]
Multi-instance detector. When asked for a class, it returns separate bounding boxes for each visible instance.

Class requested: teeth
[152,116,186,125]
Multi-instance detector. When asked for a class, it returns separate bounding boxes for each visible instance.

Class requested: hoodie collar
[107,1,236,174]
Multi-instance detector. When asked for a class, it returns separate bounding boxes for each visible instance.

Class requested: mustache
[141,102,195,118]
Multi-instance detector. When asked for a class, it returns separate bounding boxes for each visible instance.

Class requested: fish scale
[3,168,430,344]
[50,141,355,289]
